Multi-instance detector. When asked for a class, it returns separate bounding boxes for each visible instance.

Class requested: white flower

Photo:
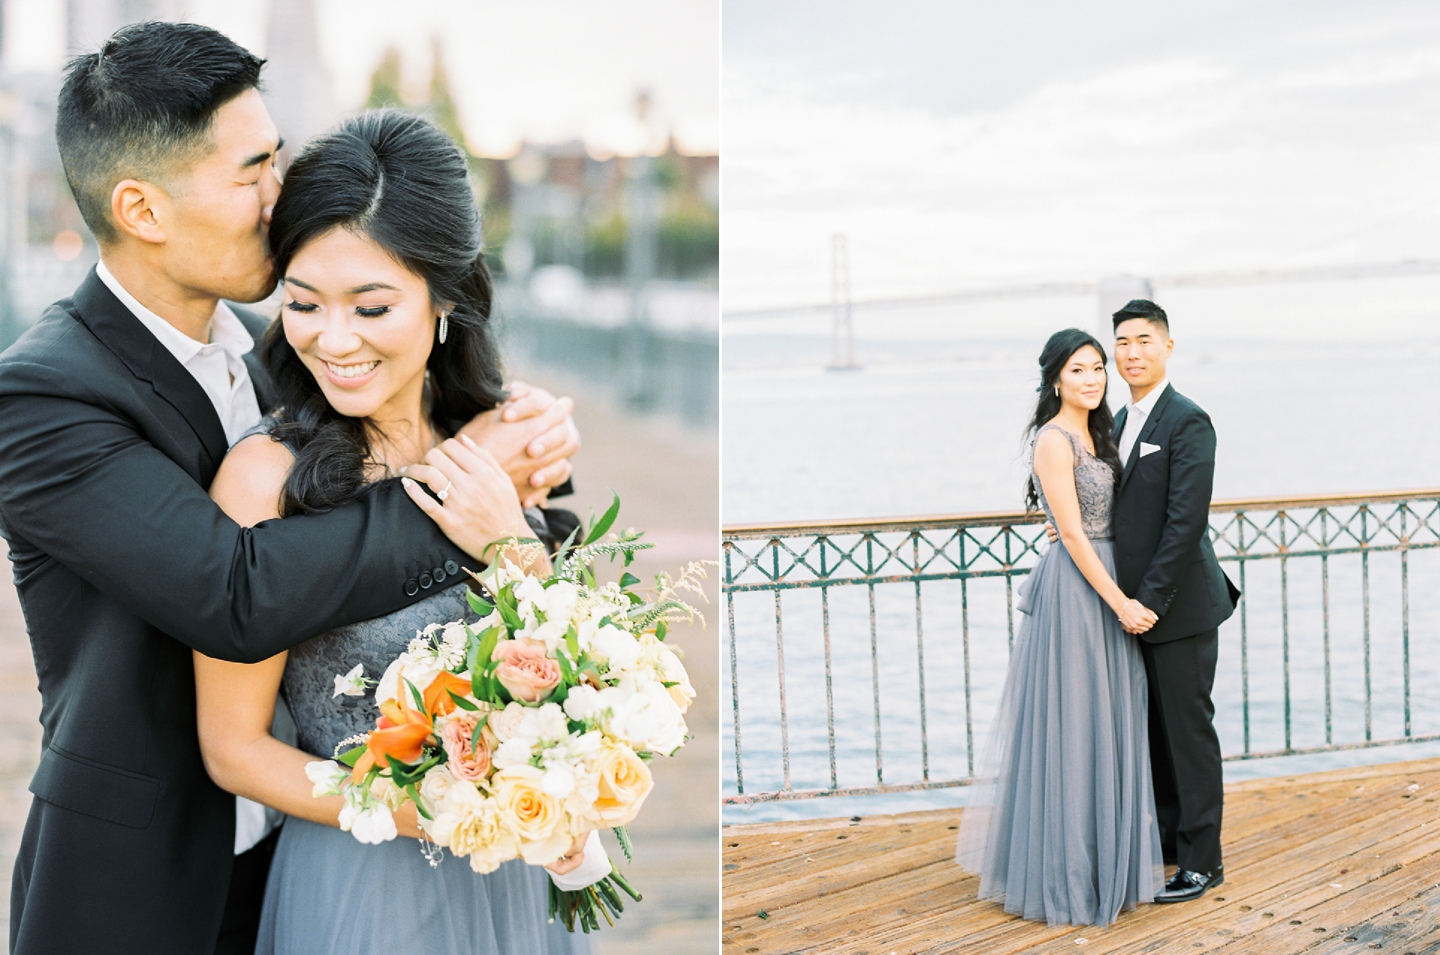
[332,664,368,699]
[563,685,602,723]
[540,764,576,798]
[419,763,459,813]
[539,580,581,624]
[492,738,535,770]
[487,701,528,743]
[437,622,469,669]
[590,624,641,674]
[339,796,397,844]
[304,760,348,797]
[528,702,570,743]
[601,678,688,755]
[375,651,443,708]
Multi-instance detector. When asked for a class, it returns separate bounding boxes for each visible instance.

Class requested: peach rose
[492,766,573,865]
[493,640,562,703]
[593,739,654,826]
[440,713,494,782]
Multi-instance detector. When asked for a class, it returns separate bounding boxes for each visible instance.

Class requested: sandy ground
[0,366,719,954]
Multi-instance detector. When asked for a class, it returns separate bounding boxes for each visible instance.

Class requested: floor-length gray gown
[955,423,1163,927]
[253,583,592,955]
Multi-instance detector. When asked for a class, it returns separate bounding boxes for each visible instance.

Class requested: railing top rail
[722,488,1440,539]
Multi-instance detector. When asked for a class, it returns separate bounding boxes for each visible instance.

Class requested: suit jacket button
[419,571,434,589]
[444,559,459,576]
[404,578,419,596]
[433,565,447,584]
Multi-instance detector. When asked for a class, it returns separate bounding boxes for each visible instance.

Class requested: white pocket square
[1139,442,1161,458]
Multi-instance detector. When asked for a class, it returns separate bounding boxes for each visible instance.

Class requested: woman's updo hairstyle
[262,108,505,515]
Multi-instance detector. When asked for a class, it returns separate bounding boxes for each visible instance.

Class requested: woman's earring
[438,312,449,345]
[1054,386,1059,397]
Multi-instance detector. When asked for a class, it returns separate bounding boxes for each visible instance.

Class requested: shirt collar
[1129,378,1170,417]
[96,259,254,367]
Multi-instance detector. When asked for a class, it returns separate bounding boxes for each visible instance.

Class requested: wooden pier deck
[723,758,1440,954]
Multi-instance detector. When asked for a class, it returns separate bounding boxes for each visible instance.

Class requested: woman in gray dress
[956,328,1165,926]
[192,111,591,954]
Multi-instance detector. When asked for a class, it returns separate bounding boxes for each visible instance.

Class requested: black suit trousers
[1142,627,1224,875]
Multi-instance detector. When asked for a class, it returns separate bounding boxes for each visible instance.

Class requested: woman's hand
[545,833,590,875]
[400,434,531,565]
[1119,599,1159,634]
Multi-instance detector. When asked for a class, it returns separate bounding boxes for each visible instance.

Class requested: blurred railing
[723,490,1440,804]
[497,287,717,429]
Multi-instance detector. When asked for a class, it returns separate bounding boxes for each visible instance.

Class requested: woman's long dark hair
[262,109,505,515]
[1023,328,1122,511]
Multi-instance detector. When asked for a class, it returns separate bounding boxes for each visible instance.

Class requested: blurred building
[0,0,341,347]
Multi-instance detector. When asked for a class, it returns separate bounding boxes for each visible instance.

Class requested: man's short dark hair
[1112,299,1169,335]
[56,21,264,243]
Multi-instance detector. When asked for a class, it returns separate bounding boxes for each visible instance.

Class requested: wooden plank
[721,757,1440,955]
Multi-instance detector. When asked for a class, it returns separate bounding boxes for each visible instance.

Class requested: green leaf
[654,620,668,642]
[583,490,622,546]
[612,825,635,862]
[476,624,502,669]
[470,713,489,754]
[335,744,367,768]
[466,590,494,617]
[447,690,479,711]
[404,782,432,820]
[497,595,522,631]
[565,625,581,663]
[756,908,769,921]
[404,677,426,713]
[619,571,640,589]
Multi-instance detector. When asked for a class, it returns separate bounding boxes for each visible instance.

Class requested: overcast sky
[724,0,1440,309]
[4,0,718,155]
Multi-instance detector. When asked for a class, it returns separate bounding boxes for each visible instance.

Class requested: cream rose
[592,739,653,826]
[491,766,573,865]
[493,640,562,703]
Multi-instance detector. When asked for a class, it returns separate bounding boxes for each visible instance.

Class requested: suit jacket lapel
[1119,384,1175,491]
[71,269,229,470]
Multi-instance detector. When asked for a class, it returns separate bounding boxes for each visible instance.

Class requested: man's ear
[110,179,169,245]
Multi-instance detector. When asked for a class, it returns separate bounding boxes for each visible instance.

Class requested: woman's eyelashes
[282,301,392,317]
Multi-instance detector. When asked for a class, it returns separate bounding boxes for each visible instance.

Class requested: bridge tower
[829,232,860,370]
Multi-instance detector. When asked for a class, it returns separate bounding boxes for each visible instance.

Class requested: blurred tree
[365,47,405,110]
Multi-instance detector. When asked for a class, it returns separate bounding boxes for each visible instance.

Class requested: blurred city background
[0,1,718,951]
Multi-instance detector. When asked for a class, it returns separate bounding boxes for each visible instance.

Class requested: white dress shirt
[1118,379,1170,466]
[96,261,279,855]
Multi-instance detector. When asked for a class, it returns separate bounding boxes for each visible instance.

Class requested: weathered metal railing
[723,490,1440,804]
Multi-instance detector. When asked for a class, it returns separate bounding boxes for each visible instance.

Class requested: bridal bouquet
[304,495,705,932]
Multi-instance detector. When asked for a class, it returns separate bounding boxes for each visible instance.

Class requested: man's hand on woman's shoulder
[458,381,581,507]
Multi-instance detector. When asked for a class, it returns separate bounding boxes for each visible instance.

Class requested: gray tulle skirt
[955,539,1163,927]
[254,818,593,954]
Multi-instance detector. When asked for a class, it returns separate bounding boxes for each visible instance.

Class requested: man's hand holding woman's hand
[1118,598,1158,634]
[459,381,580,508]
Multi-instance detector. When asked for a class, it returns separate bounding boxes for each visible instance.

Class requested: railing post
[820,538,838,790]
[1239,511,1251,755]
[725,541,743,795]
[1281,511,1291,752]
[772,541,791,790]
[867,536,883,786]
[1321,510,1332,746]
[912,532,929,782]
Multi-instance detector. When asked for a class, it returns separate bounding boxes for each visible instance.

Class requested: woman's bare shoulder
[210,432,295,527]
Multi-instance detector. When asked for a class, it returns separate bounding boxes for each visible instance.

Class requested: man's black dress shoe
[1154,867,1224,903]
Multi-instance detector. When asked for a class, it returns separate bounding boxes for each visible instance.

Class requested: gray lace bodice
[1032,423,1115,540]
[284,585,474,759]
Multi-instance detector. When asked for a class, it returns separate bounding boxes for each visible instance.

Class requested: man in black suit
[0,23,579,955]
[1110,299,1239,903]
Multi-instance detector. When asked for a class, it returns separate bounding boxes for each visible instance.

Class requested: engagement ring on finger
[437,481,453,502]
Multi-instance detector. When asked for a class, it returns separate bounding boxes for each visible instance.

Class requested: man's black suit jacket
[1112,384,1239,644]
[0,269,470,954]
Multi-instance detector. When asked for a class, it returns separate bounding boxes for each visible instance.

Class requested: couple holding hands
[957,300,1242,927]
